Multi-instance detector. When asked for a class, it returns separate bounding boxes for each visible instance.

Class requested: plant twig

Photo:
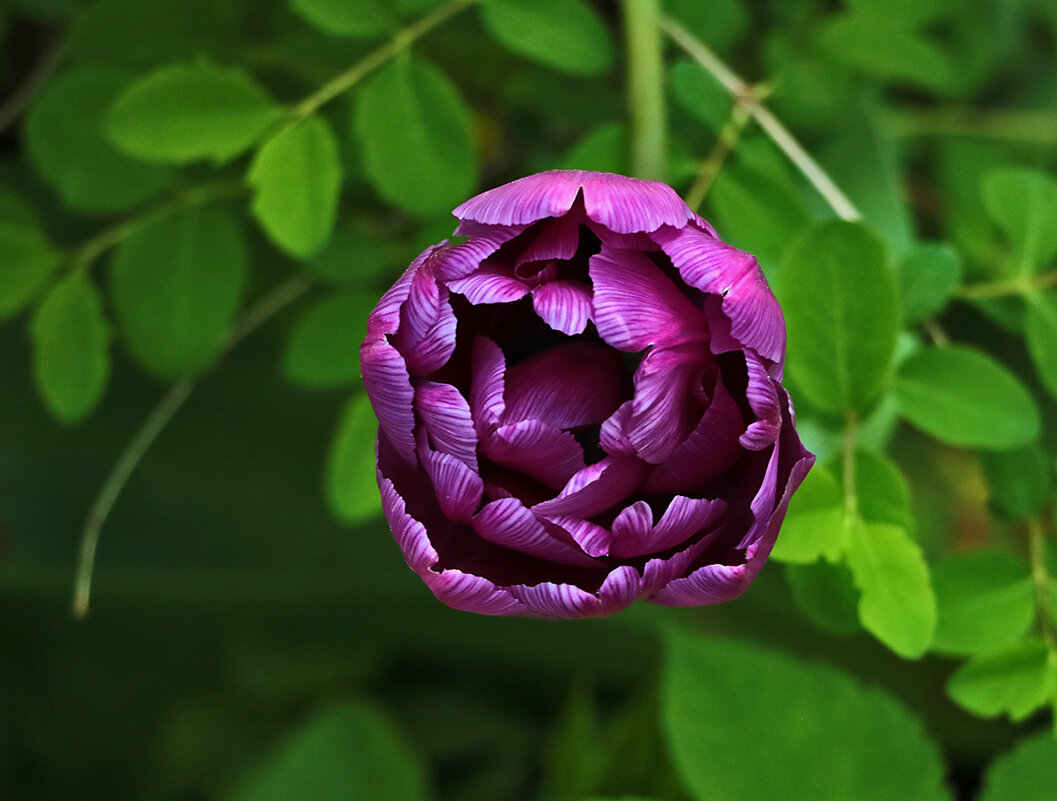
[685,104,751,210]
[621,0,666,180]
[958,270,1057,300]
[661,16,861,222]
[71,277,312,619]
[1028,517,1056,652]
[885,107,1057,144]
[0,36,66,134]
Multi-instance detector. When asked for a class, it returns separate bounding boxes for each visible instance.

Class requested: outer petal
[507,565,641,618]
[473,497,600,566]
[653,224,785,366]
[361,337,416,463]
[391,269,457,375]
[446,266,530,305]
[416,381,478,470]
[590,245,706,352]
[531,280,593,335]
[419,444,483,523]
[651,562,752,606]
[424,568,529,616]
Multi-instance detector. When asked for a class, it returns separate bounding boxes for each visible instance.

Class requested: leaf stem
[884,107,1057,144]
[621,0,667,180]
[1028,516,1056,652]
[291,0,480,120]
[71,277,312,619]
[660,16,861,222]
[685,103,752,210]
[958,270,1057,300]
[841,415,860,524]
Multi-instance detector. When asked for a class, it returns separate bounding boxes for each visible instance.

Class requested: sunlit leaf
[981,167,1057,276]
[769,467,845,564]
[559,121,628,175]
[947,639,1057,721]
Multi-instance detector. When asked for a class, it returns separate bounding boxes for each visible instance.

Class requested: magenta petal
[447,266,530,305]
[653,224,785,366]
[515,212,582,265]
[440,221,528,281]
[416,382,478,470]
[453,171,586,226]
[597,565,642,611]
[542,515,612,558]
[645,377,744,494]
[531,280,592,335]
[420,446,483,522]
[391,269,457,375]
[579,171,695,234]
[590,245,706,352]
[611,495,724,558]
[509,581,606,618]
[503,342,624,429]
[599,401,636,456]
[379,476,438,571]
[486,419,585,489]
[740,352,782,450]
[423,568,529,615]
[473,497,600,566]
[361,337,416,463]
[627,345,713,464]
[469,337,506,432]
[533,456,642,519]
[651,562,751,606]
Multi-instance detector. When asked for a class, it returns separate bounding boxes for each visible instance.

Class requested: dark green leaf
[982,445,1051,521]
[109,206,247,378]
[769,468,845,564]
[785,561,862,634]
[979,731,1057,801]
[0,223,63,320]
[305,223,397,285]
[663,628,950,801]
[1026,291,1057,402]
[558,122,628,175]
[24,66,175,213]
[291,0,392,38]
[892,345,1040,450]
[326,393,382,524]
[106,60,282,164]
[898,243,962,323]
[669,60,732,133]
[249,116,343,259]
[845,520,936,658]
[29,271,110,424]
[228,700,430,801]
[354,56,476,216]
[665,0,747,53]
[931,551,1035,656]
[981,168,1057,276]
[542,683,605,801]
[282,291,375,389]
[775,221,900,415]
[480,0,614,76]
[947,639,1057,721]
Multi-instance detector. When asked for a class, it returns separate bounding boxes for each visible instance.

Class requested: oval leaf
[249,116,343,259]
[326,393,382,525]
[480,0,614,76]
[769,467,845,564]
[981,167,1057,276]
[283,290,376,389]
[785,561,863,634]
[892,345,1040,450]
[1026,290,1057,402]
[30,272,110,424]
[845,520,936,659]
[0,222,63,320]
[25,66,175,213]
[290,0,392,38]
[979,731,1057,801]
[947,639,1057,721]
[898,243,962,324]
[105,60,282,164]
[663,628,951,801]
[981,445,1051,521]
[354,56,476,216]
[776,221,901,415]
[109,206,247,378]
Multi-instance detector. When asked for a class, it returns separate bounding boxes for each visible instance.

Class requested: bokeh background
[1,0,1056,799]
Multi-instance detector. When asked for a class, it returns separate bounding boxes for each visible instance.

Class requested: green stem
[71,277,312,619]
[1028,517,1056,652]
[841,415,860,524]
[958,270,1057,300]
[660,15,861,222]
[885,107,1057,144]
[685,104,751,210]
[291,0,480,120]
[621,0,666,180]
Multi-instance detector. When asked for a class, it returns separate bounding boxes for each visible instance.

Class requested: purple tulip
[360,170,814,618]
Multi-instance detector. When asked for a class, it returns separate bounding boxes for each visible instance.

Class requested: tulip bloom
[361,170,813,618]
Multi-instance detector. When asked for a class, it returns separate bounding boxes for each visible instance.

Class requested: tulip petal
[653,224,785,366]
[416,381,478,470]
[392,269,457,375]
[447,266,530,305]
[469,337,506,431]
[424,568,529,615]
[503,342,625,429]
[379,476,438,571]
[515,212,582,265]
[627,345,713,464]
[599,400,636,456]
[611,495,724,558]
[651,562,751,606]
[533,456,642,519]
[420,446,483,522]
[531,280,593,335]
[741,351,783,450]
[590,245,706,352]
[486,418,585,489]
[441,221,529,281]
[542,515,612,558]
[473,497,600,567]
[361,336,416,463]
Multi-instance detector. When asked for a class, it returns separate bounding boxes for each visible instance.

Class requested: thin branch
[661,16,862,222]
[958,269,1057,300]
[71,277,312,619]
[1028,517,1056,652]
[0,36,66,135]
[885,107,1057,144]
[621,0,667,180]
[685,104,751,210]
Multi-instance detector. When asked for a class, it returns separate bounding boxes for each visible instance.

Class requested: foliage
[1,0,1056,799]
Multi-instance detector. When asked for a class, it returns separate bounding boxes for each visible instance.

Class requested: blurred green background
[2,0,1057,799]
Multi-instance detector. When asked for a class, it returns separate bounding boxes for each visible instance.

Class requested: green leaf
[845,520,936,658]
[931,551,1035,657]
[1026,291,1057,402]
[982,445,1051,521]
[249,116,343,260]
[559,122,628,175]
[354,56,476,216]
[326,393,382,525]
[479,0,614,76]
[543,683,605,801]
[109,206,247,378]
[305,223,397,285]
[29,272,110,424]
[775,221,900,416]
[228,700,430,801]
[855,450,912,528]
[669,60,732,133]
[891,345,1040,450]
[785,561,862,634]
[24,66,175,213]
[769,468,845,564]
[290,0,392,38]
[898,243,962,323]
[0,223,63,320]
[105,60,282,164]
[665,0,747,53]
[979,731,1057,801]
[981,167,1057,276]
[282,291,375,389]
[662,629,950,801]
[947,639,1057,721]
